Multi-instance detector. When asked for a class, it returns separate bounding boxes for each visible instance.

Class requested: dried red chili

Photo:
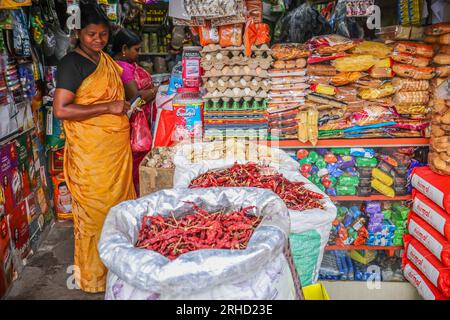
[189,163,324,210]
[135,204,262,260]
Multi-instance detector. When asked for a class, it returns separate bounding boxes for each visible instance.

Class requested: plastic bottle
[167,62,183,95]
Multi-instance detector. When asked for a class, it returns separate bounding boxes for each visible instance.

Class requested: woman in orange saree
[53,2,135,293]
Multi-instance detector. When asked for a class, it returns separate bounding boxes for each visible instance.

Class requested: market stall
[1,0,450,301]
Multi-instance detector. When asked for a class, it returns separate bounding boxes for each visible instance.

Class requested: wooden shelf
[331,195,411,201]
[264,138,430,148]
[325,245,403,251]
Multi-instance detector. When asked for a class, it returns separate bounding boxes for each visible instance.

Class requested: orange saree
[63,51,136,293]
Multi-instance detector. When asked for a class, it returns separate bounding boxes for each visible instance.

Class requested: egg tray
[204,78,270,93]
[203,88,269,100]
[201,44,270,54]
[201,57,273,71]
[203,68,269,79]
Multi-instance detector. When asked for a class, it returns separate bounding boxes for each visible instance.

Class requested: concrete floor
[4,221,103,300]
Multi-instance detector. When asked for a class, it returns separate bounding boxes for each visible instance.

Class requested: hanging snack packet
[219,24,243,47]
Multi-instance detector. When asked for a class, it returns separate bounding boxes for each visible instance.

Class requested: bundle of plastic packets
[268,43,311,141]
[425,23,450,175]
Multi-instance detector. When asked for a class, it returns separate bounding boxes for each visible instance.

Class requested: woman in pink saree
[113,29,159,195]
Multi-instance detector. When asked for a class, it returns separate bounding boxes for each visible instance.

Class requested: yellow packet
[372,168,394,186]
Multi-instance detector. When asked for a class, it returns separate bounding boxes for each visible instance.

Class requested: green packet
[355,157,378,167]
[392,203,409,220]
[336,184,357,196]
[382,209,393,220]
[338,175,360,186]
[332,148,351,156]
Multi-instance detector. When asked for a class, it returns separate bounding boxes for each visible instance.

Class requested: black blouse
[56,51,97,94]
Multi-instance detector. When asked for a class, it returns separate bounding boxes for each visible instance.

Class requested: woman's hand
[108,100,131,115]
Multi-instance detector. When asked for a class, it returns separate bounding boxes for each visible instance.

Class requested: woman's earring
[122,51,126,57]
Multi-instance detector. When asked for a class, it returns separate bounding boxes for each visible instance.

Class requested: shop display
[296,147,416,197]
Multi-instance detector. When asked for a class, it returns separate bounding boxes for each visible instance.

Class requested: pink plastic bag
[130,111,152,153]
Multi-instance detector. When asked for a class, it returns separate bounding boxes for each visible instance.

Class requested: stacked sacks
[268,43,310,141]
[405,166,450,299]
[201,43,271,139]
[426,23,450,175]
[391,41,435,136]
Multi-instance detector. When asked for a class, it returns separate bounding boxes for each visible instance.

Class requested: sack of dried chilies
[99,187,300,300]
[172,141,337,286]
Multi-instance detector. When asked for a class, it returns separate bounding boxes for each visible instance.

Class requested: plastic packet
[199,25,219,46]
[306,34,355,54]
[393,91,429,105]
[350,148,376,158]
[219,24,243,47]
[369,67,394,78]
[394,42,434,58]
[332,55,378,72]
[351,106,395,126]
[391,51,431,67]
[392,77,430,92]
[358,83,395,100]
[351,41,392,58]
[372,167,394,186]
[330,71,365,86]
[245,0,263,22]
[338,175,360,186]
[336,185,357,195]
[371,179,395,197]
[392,63,436,80]
[356,157,378,167]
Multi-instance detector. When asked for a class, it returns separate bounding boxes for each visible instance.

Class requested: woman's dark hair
[112,28,142,55]
[79,0,110,30]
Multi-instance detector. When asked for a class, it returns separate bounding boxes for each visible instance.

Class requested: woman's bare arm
[53,88,130,121]
[123,80,158,103]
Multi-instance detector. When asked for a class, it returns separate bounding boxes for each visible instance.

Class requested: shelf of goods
[330,195,411,201]
[264,138,430,149]
[139,52,169,56]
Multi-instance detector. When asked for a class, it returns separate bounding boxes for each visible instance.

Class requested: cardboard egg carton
[204,77,270,93]
[203,88,269,101]
[201,56,273,71]
[201,44,270,54]
[203,66,269,79]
